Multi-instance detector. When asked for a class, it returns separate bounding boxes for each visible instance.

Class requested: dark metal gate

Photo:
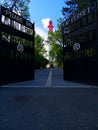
[62,1,98,83]
[0,6,35,85]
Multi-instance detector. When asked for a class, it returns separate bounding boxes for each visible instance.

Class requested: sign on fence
[0,6,35,85]
[62,1,98,83]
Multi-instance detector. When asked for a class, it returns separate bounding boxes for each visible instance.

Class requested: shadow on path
[1,68,97,87]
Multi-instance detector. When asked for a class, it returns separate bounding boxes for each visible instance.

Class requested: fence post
[32,22,35,80]
[97,0,98,43]
[96,0,98,57]
[0,6,1,46]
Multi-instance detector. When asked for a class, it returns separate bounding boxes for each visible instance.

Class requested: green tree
[1,0,30,19]
[78,0,96,11]
[62,0,78,18]
[48,26,63,68]
[35,34,44,52]
[35,49,49,69]
[35,34,48,69]
[62,0,96,18]
[50,42,63,68]
[35,34,46,55]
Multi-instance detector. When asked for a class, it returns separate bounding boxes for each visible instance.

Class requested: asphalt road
[0,87,98,130]
[0,69,98,130]
[1,69,96,87]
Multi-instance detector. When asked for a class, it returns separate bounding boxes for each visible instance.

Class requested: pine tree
[61,0,78,18]
[1,0,30,19]
[61,0,96,19]
[77,0,96,11]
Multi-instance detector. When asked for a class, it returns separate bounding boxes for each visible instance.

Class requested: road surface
[1,69,96,87]
[0,69,98,130]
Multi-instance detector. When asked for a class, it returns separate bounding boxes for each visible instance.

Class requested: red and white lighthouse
[47,20,54,32]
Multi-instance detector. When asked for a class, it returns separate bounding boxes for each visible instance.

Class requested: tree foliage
[48,28,63,68]
[35,34,47,55]
[61,0,96,18]
[35,49,49,69]
[35,34,48,69]
[1,0,30,19]
[62,0,78,18]
[35,34,44,52]
[50,43,63,68]
[77,0,96,11]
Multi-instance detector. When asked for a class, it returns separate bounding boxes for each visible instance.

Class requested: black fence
[62,1,98,84]
[0,6,35,85]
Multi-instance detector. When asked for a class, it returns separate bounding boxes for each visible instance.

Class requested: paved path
[1,69,96,87]
[0,69,98,130]
[0,87,98,130]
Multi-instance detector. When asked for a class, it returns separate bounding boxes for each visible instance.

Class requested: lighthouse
[47,20,54,32]
[43,20,54,66]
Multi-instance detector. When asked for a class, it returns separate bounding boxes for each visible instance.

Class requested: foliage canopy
[1,0,30,19]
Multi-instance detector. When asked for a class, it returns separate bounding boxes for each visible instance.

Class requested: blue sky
[29,0,64,39]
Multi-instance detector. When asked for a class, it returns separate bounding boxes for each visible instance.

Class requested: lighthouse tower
[43,20,54,66]
[47,20,54,32]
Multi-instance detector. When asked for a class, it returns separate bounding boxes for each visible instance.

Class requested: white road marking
[45,69,52,87]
